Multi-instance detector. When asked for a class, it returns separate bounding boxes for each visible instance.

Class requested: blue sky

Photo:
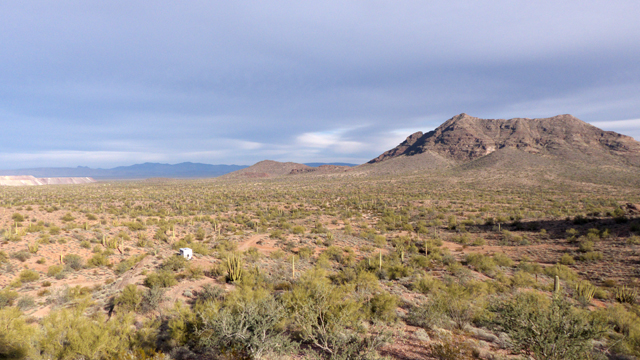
[1,1,639,169]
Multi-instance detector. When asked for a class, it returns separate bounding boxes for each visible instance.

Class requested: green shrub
[466,253,496,275]
[123,221,146,231]
[63,254,84,270]
[166,301,196,346]
[596,304,640,355]
[61,213,75,222]
[408,283,476,330]
[368,291,398,322]
[185,265,205,280]
[579,251,603,262]
[11,251,30,262]
[410,255,430,268]
[139,287,166,314]
[283,268,362,355]
[544,264,578,282]
[115,254,147,275]
[195,227,206,240]
[559,253,575,265]
[297,246,313,259]
[190,242,211,256]
[195,284,224,304]
[269,229,284,240]
[386,264,410,280]
[493,252,513,267]
[196,294,293,360]
[114,284,142,312]
[161,255,188,271]
[143,270,177,288]
[430,336,475,360]
[491,293,607,360]
[412,274,443,294]
[518,257,542,274]
[0,307,38,359]
[87,253,110,267]
[18,269,40,283]
[373,235,386,248]
[578,241,594,253]
[0,289,19,308]
[16,296,35,310]
[47,265,64,277]
[511,270,536,289]
[39,305,139,359]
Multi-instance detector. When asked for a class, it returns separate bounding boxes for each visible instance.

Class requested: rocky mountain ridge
[369,113,640,166]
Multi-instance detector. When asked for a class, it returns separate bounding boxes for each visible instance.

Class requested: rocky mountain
[369,113,640,167]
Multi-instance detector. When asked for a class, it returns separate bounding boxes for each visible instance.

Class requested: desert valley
[1,114,640,360]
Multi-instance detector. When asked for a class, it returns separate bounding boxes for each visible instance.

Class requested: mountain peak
[369,114,640,166]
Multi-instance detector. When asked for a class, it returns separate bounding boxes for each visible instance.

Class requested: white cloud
[591,119,640,129]
[295,129,364,154]
[296,132,340,148]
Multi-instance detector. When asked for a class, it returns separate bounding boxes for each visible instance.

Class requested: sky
[1,1,640,169]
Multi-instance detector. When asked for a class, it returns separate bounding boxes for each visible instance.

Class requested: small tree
[196,295,292,360]
[492,293,607,360]
[283,268,362,355]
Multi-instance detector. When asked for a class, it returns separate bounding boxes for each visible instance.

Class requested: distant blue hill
[0,162,249,179]
[0,161,360,179]
[304,162,358,167]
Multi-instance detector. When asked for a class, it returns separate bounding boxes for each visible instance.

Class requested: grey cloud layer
[1,1,639,168]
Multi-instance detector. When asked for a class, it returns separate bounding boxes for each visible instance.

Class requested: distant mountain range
[0,162,358,180]
[9,112,637,183]
[221,113,640,183]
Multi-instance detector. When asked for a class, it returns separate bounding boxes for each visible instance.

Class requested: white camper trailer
[179,248,193,260]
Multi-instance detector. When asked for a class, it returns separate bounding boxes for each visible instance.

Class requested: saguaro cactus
[554,275,560,294]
